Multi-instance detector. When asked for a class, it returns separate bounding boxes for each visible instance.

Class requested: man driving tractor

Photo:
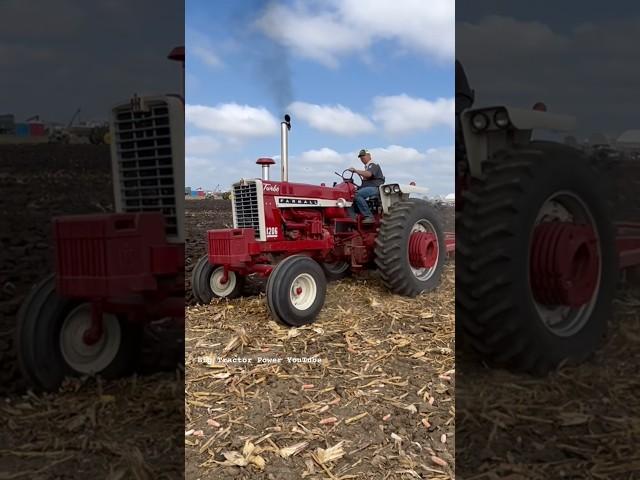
[349,149,385,223]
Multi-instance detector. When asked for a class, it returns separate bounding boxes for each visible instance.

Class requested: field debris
[457,281,640,478]
[185,198,455,479]
[0,146,183,478]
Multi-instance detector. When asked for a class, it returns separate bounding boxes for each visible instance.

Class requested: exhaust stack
[281,114,291,182]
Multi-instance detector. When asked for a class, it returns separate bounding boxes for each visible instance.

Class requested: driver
[348,149,385,224]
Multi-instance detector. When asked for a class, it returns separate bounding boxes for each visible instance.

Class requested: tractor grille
[233,182,261,238]
[113,100,177,238]
[58,237,107,277]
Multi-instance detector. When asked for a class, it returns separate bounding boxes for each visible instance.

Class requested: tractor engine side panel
[255,180,356,243]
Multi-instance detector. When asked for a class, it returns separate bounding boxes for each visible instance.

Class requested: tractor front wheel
[321,261,351,281]
[375,199,446,296]
[16,275,142,391]
[191,255,244,304]
[266,255,327,327]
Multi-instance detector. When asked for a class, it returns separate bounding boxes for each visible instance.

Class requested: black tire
[374,199,446,297]
[191,254,244,304]
[321,261,351,281]
[266,255,327,327]
[16,275,142,392]
[456,144,618,375]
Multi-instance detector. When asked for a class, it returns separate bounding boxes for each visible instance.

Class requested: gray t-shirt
[361,162,385,188]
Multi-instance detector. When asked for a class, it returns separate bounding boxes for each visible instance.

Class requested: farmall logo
[278,198,319,206]
[263,183,280,194]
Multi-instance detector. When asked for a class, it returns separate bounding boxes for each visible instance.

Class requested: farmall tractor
[192,115,455,326]
[15,47,185,391]
[456,61,640,375]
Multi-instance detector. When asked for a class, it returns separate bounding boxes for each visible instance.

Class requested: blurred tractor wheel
[16,275,142,391]
[456,143,618,375]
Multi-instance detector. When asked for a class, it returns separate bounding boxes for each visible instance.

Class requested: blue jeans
[352,186,379,218]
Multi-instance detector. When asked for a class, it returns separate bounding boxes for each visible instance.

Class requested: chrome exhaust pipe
[281,114,291,182]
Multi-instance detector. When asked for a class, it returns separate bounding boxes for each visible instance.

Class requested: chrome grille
[113,101,177,238]
[233,182,260,238]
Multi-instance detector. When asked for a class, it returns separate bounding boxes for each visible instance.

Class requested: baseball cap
[358,149,370,157]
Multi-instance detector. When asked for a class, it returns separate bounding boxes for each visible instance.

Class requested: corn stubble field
[0,146,183,479]
[456,158,640,479]
[185,199,456,480]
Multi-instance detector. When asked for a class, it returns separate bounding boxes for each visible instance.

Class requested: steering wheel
[334,169,362,187]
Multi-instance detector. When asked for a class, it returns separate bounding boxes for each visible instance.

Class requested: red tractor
[15,47,185,391]
[455,60,640,374]
[192,115,455,326]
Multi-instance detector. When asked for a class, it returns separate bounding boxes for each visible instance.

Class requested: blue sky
[186,0,454,197]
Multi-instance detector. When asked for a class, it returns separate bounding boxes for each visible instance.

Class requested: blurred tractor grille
[233,182,261,238]
[59,237,107,277]
[113,100,177,238]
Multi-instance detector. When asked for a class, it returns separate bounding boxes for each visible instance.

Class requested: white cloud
[192,45,223,68]
[288,145,454,194]
[373,94,454,134]
[289,101,375,135]
[187,144,454,196]
[255,0,454,68]
[254,4,368,68]
[298,147,350,164]
[186,103,278,137]
[188,29,223,68]
[186,135,220,156]
[336,0,454,60]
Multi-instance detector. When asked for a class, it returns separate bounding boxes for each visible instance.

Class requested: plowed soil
[0,145,183,479]
[185,198,456,479]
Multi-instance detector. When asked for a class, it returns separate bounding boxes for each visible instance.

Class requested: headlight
[383,186,392,194]
[336,198,345,207]
[392,185,401,193]
[494,109,510,128]
[471,112,489,131]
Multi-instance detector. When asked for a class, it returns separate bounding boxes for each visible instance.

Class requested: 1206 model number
[266,227,278,238]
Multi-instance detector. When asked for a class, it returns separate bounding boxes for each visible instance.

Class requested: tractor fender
[502,106,576,132]
[379,183,429,213]
[461,105,577,177]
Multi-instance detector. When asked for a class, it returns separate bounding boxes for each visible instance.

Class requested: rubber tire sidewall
[458,144,617,372]
[376,199,446,297]
[16,275,142,392]
[504,150,617,365]
[321,261,351,281]
[266,255,327,327]
[191,255,244,303]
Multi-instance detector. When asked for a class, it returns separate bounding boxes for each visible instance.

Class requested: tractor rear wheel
[266,255,327,327]
[456,144,618,375]
[374,199,446,296]
[191,255,244,304]
[16,275,142,392]
[321,261,351,281]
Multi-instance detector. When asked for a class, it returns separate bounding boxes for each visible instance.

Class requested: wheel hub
[59,304,121,374]
[409,232,438,269]
[210,267,236,297]
[290,273,317,310]
[530,222,599,307]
